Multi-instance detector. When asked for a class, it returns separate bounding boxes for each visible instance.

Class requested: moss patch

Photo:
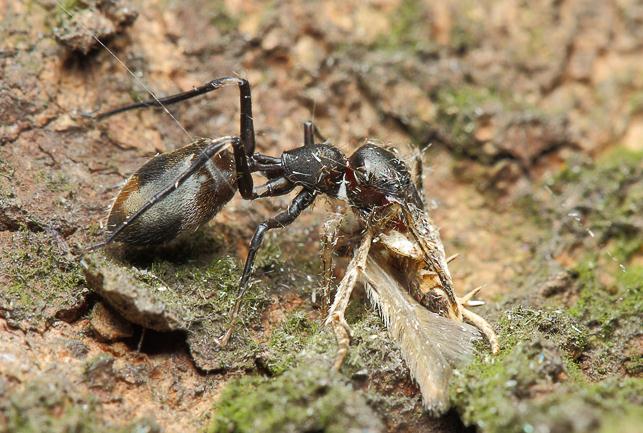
[450,307,641,433]
[0,376,159,433]
[265,311,323,375]
[434,85,504,162]
[450,147,643,433]
[251,296,434,431]
[84,240,270,370]
[545,148,643,242]
[208,1,239,34]
[0,230,87,330]
[373,0,435,54]
[261,302,405,380]
[205,365,384,433]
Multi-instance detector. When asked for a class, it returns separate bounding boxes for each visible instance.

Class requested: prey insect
[92,77,497,410]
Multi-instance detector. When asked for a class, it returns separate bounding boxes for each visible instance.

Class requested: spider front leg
[325,230,373,370]
[94,76,257,199]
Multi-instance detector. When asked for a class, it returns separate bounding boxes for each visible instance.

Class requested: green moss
[88,234,271,369]
[205,365,382,433]
[570,257,641,338]
[54,0,85,24]
[209,2,239,34]
[434,85,504,161]
[373,0,435,54]
[599,404,643,433]
[266,312,319,375]
[564,253,642,379]
[450,307,642,433]
[342,313,399,374]
[128,88,151,105]
[452,147,643,432]
[147,255,243,321]
[144,253,268,367]
[544,149,642,371]
[628,90,643,115]
[254,233,283,270]
[1,377,159,433]
[45,171,76,193]
[546,148,643,234]
[1,230,86,328]
[56,0,81,14]
[449,0,484,52]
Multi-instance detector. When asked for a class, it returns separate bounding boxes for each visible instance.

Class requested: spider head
[345,143,423,212]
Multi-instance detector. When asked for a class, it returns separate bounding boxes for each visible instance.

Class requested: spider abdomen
[107,138,237,245]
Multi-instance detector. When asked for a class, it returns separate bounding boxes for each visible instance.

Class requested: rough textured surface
[54,0,138,54]
[1,0,642,432]
[450,150,643,433]
[206,365,385,433]
[1,375,160,433]
[89,301,134,341]
[82,242,270,370]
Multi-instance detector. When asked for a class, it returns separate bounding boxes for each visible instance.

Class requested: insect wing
[361,254,479,414]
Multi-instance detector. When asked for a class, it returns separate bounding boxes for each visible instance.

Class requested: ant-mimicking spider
[91,77,497,410]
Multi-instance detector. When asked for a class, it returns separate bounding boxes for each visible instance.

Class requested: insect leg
[320,212,344,316]
[434,286,499,354]
[413,153,427,208]
[217,189,318,346]
[90,136,240,250]
[462,308,499,354]
[324,230,373,370]
[400,205,463,320]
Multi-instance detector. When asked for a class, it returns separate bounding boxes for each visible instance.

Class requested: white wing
[362,255,479,414]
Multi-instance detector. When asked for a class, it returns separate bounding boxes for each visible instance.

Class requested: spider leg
[304,121,315,147]
[89,136,241,250]
[217,188,318,347]
[303,121,328,146]
[325,230,373,370]
[253,177,295,198]
[95,76,257,198]
[252,153,283,178]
